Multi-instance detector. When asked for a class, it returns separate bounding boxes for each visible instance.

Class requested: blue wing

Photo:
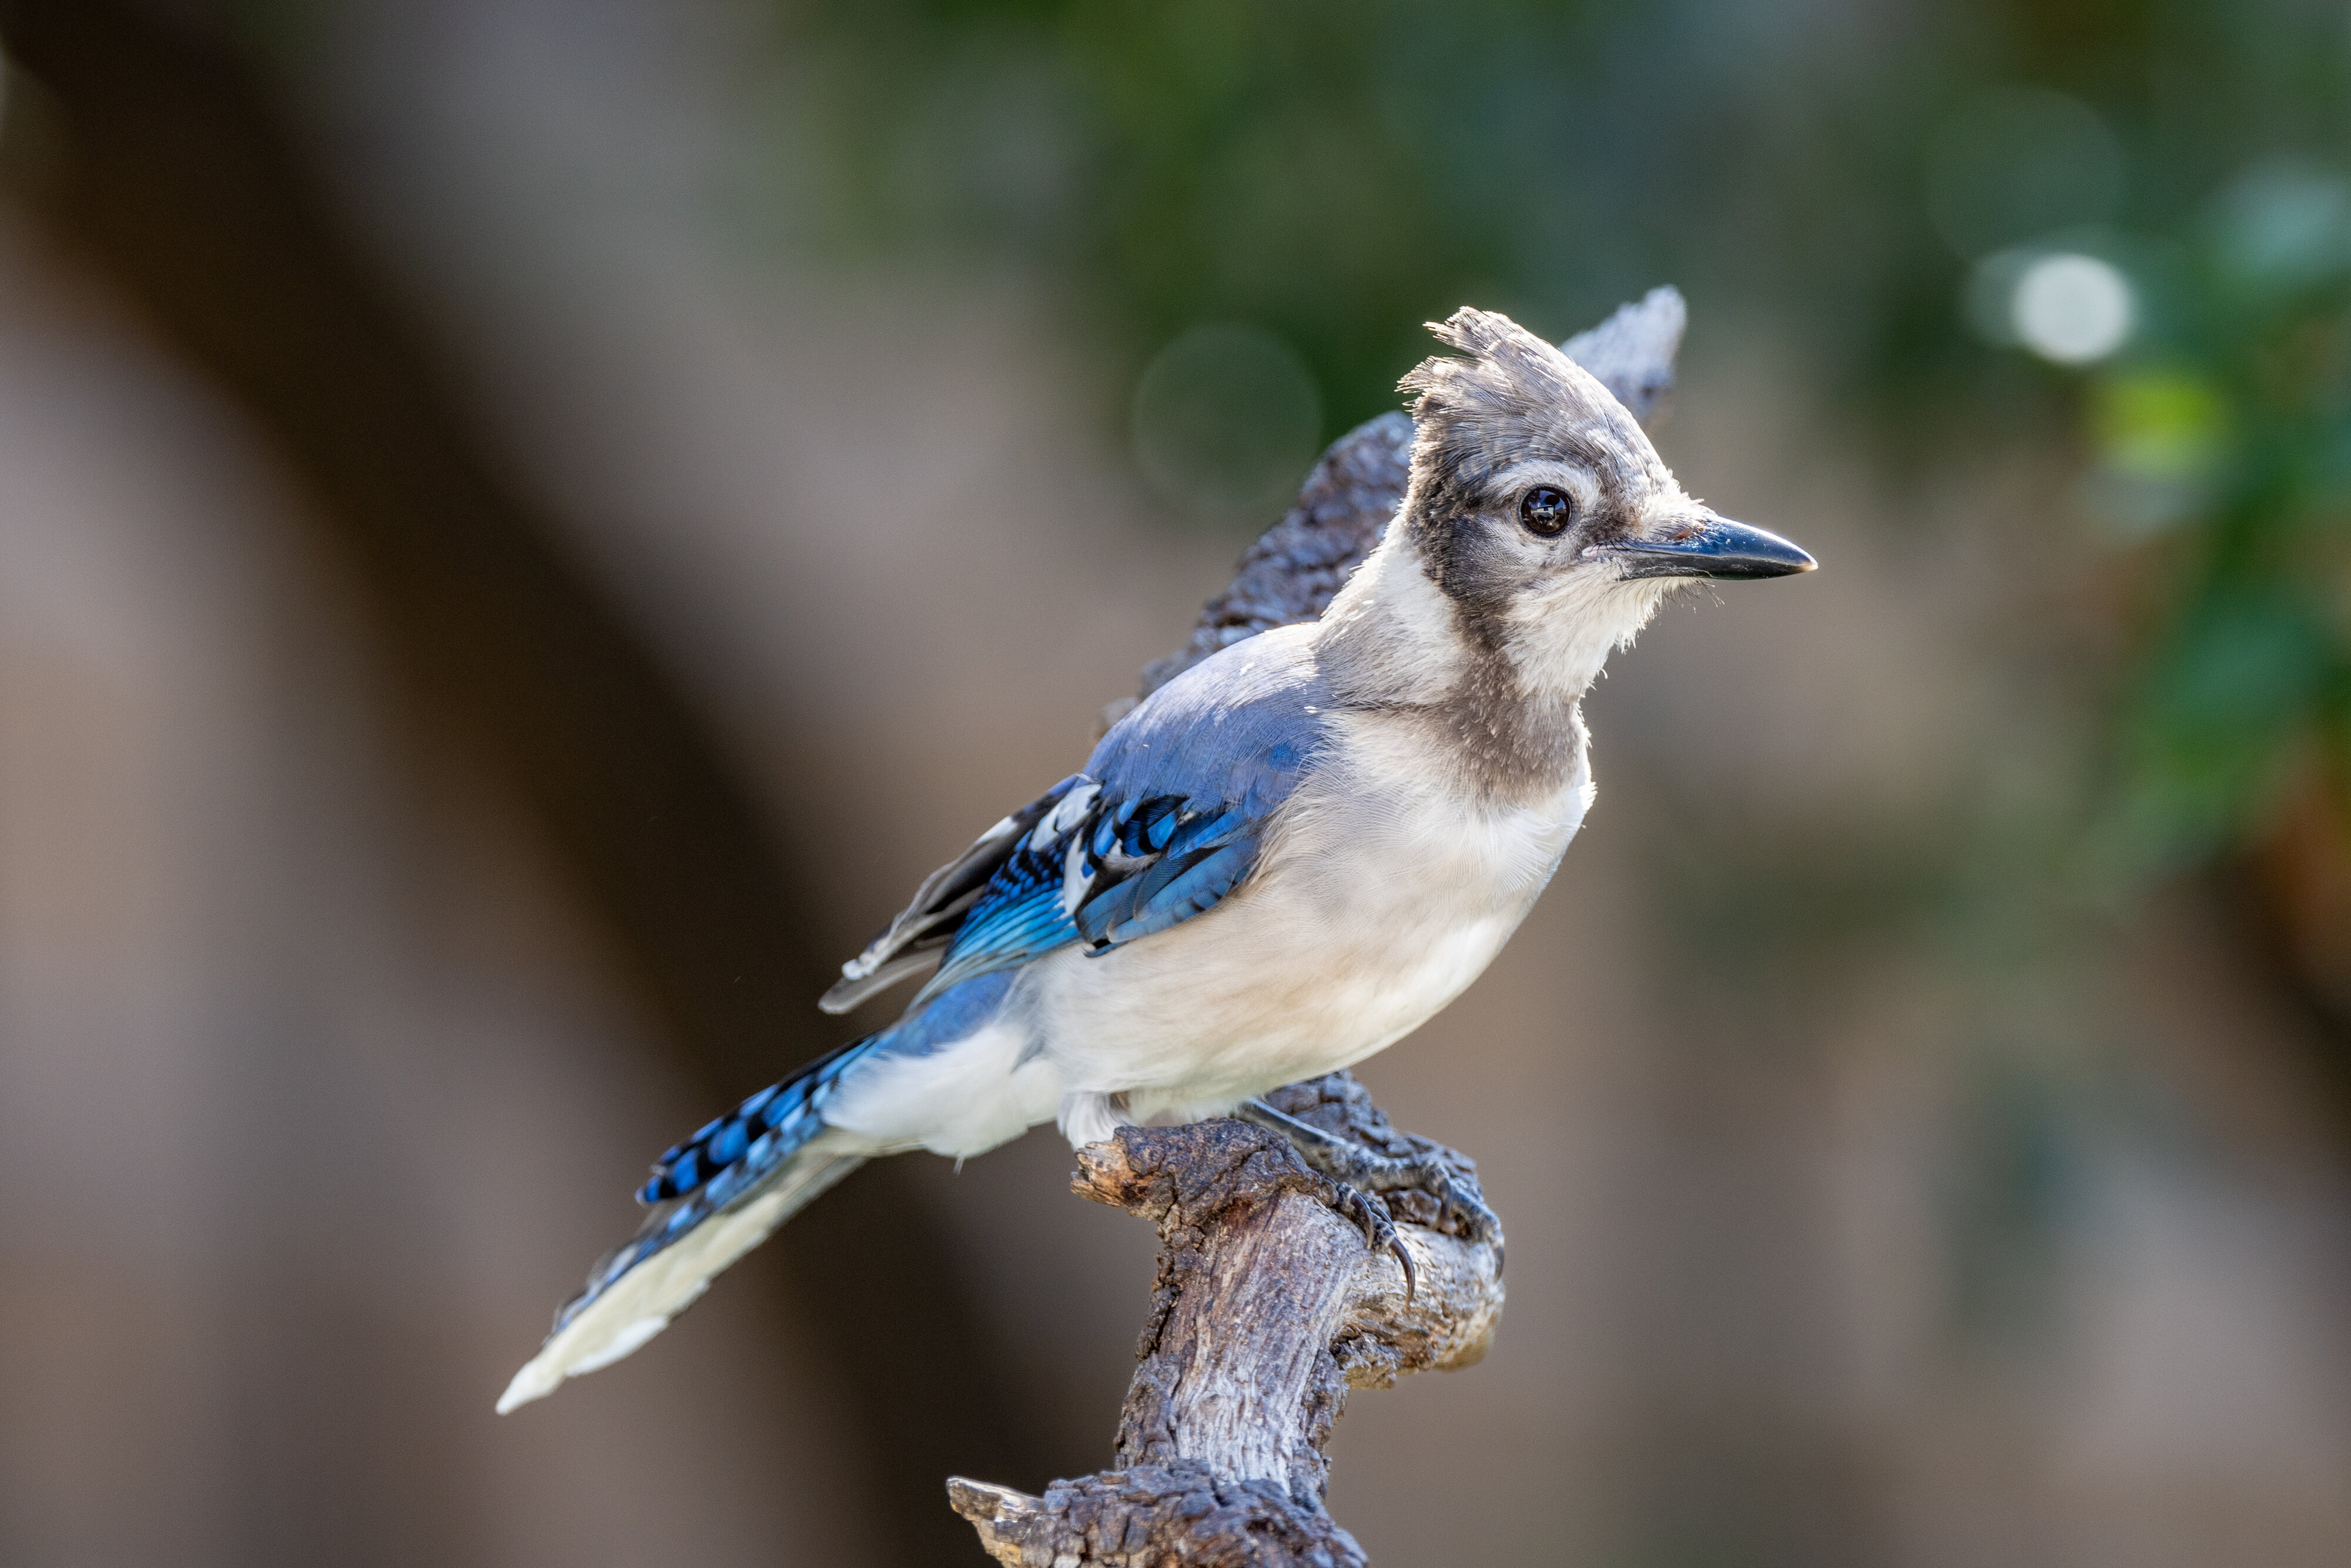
[504,632,1334,1412]
[819,778,1084,1012]
[908,783,1268,1002]
[825,625,1332,1013]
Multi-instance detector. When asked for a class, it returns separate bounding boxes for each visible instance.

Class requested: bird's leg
[1231,1099,1504,1292]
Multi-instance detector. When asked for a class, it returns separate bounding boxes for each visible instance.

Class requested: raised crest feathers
[1397,306,1600,418]
[1394,307,1648,507]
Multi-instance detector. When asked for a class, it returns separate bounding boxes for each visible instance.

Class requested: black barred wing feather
[902,781,1106,1003]
[824,625,1321,1017]
[819,777,1086,1014]
[1071,798,1260,948]
[832,776,1270,1014]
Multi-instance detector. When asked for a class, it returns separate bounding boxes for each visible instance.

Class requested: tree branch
[951,1077,1503,1568]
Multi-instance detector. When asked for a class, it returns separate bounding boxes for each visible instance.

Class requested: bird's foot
[1309,1141,1502,1253]
[1232,1098,1503,1288]
[1325,1178,1415,1299]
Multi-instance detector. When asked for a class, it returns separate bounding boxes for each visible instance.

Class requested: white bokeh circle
[2011,253,2134,364]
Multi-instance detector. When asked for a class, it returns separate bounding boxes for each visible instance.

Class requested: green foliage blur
[746,0,2351,895]
[2093,160,2351,879]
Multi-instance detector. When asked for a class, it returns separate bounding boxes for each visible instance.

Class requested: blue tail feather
[545,971,1025,1341]
[640,1038,868,1204]
[550,1037,879,1336]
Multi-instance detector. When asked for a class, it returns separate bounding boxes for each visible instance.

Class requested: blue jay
[498,306,1814,1412]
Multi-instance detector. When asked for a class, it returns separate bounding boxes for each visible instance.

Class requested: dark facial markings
[1398,330,1664,662]
[1366,306,1687,796]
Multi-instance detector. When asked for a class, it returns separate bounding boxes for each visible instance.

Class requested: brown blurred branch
[949,1076,1504,1567]
[0,4,1047,1559]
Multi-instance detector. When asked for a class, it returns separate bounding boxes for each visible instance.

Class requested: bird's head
[1389,306,1813,695]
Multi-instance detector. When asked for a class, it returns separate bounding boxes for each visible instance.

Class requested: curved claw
[1239,1102,1503,1279]
[1327,1180,1412,1299]
[1388,1232,1417,1304]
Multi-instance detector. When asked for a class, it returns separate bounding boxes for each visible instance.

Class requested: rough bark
[947,1076,1503,1567]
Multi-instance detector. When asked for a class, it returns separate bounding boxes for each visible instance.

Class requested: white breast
[1031,708,1593,1123]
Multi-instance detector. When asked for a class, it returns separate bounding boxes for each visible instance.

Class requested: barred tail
[496,1040,879,1413]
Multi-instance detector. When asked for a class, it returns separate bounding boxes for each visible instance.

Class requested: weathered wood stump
[947,1073,1505,1566]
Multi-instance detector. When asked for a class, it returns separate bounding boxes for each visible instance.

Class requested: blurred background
[3,1,2350,1563]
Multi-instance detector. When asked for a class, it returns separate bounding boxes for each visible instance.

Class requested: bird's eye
[1519,485,1572,536]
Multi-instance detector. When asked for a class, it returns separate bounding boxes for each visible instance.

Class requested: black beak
[1605,514,1817,580]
